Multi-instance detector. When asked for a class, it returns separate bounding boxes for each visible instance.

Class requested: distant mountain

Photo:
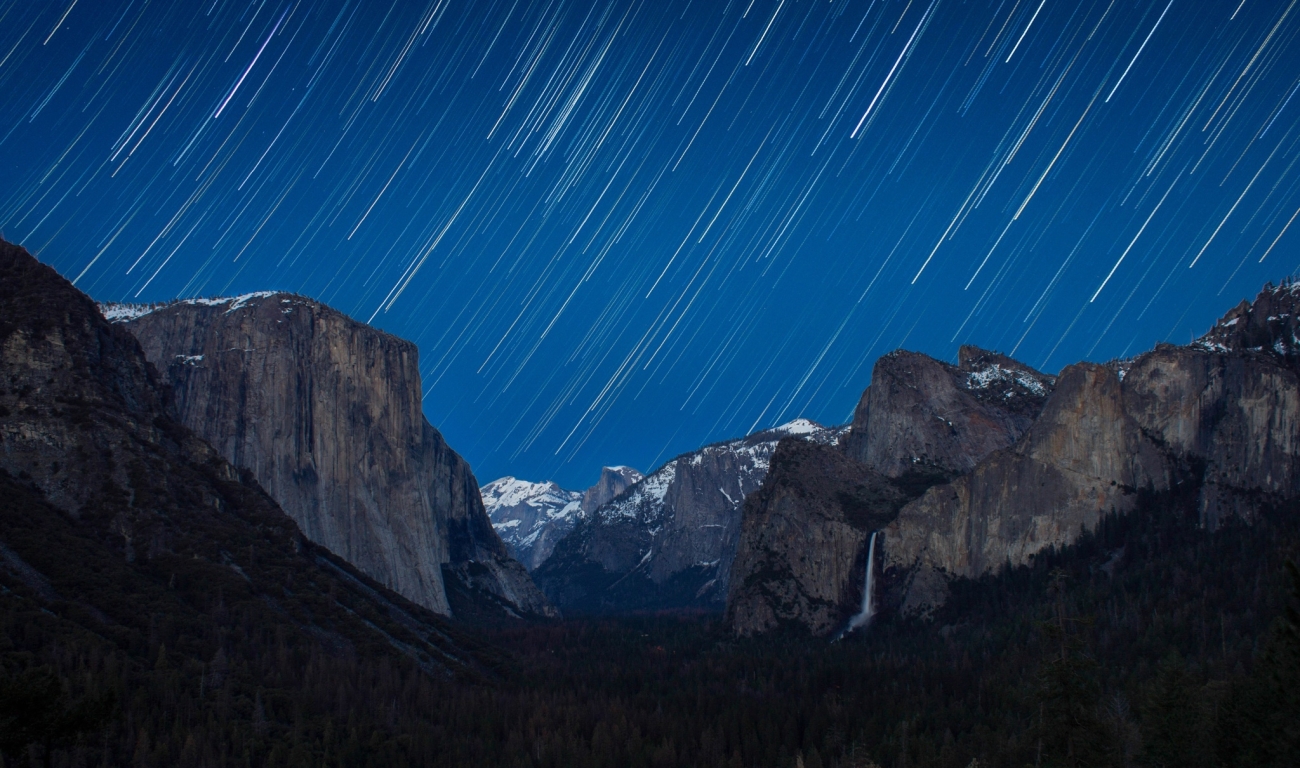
[483,466,642,571]
[726,283,1300,636]
[581,465,645,513]
[106,291,552,620]
[533,419,845,614]
[482,478,581,571]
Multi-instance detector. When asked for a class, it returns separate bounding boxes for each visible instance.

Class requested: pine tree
[1033,570,1108,768]
[1139,653,1208,768]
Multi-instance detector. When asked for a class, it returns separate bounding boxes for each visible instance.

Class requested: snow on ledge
[98,291,285,323]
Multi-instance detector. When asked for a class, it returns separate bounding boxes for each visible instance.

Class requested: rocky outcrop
[881,362,1172,616]
[725,439,905,637]
[533,420,845,613]
[727,286,1300,633]
[109,293,552,619]
[843,346,1053,479]
[882,283,1300,617]
[581,466,644,513]
[0,239,476,674]
[725,347,1051,634]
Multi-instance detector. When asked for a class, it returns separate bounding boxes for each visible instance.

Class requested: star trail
[3,0,1299,488]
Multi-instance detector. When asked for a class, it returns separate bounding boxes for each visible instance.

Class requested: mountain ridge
[533,419,847,614]
[726,280,1300,635]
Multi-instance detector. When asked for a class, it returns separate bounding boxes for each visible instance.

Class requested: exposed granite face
[581,466,644,514]
[110,293,552,619]
[533,420,846,613]
[0,240,476,673]
[725,439,904,637]
[1122,348,1300,526]
[881,283,1300,617]
[843,346,1054,479]
[881,362,1172,617]
[727,285,1300,633]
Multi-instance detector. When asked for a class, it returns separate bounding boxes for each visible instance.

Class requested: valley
[4,237,1300,766]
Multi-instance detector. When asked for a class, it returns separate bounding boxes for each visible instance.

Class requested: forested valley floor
[4,474,1300,767]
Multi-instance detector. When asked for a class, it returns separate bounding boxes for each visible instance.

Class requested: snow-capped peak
[771,418,822,436]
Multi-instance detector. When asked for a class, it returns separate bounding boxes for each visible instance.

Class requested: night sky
[3,0,1299,490]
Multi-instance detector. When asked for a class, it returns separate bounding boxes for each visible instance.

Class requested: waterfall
[848,531,878,631]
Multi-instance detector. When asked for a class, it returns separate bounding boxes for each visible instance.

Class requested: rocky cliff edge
[108,292,553,619]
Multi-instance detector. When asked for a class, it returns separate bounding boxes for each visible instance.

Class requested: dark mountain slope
[725,438,907,636]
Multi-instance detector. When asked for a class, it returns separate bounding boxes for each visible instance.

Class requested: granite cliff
[727,346,1054,635]
[582,465,644,513]
[725,439,906,636]
[108,293,552,619]
[728,283,1300,635]
[0,239,478,675]
[533,420,844,613]
[882,284,1300,617]
[483,466,642,571]
[843,345,1054,478]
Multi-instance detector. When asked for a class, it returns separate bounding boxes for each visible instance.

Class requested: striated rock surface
[109,293,552,619]
[534,419,845,613]
[725,439,905,637]
[726,347,1052,634]
[483,466,643,572]
[0,239,479,675]
[881,362,1172,616]
[843,346,1054,479]
[728,285,1300,633]
[581,466,644,513]
[882,283,1300,617]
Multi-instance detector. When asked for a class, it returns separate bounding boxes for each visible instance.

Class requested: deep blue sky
[3,0,1299,489]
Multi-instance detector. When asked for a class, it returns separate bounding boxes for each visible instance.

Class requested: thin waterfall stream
[848,530,878,631]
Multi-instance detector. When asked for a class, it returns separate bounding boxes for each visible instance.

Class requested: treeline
[4,478,1300,767]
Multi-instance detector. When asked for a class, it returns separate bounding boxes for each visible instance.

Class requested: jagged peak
[1193,280,1300,357]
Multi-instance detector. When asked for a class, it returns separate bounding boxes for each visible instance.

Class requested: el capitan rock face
[533,420,845,613]
[0,239,476,674]
[110,293,552,619]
